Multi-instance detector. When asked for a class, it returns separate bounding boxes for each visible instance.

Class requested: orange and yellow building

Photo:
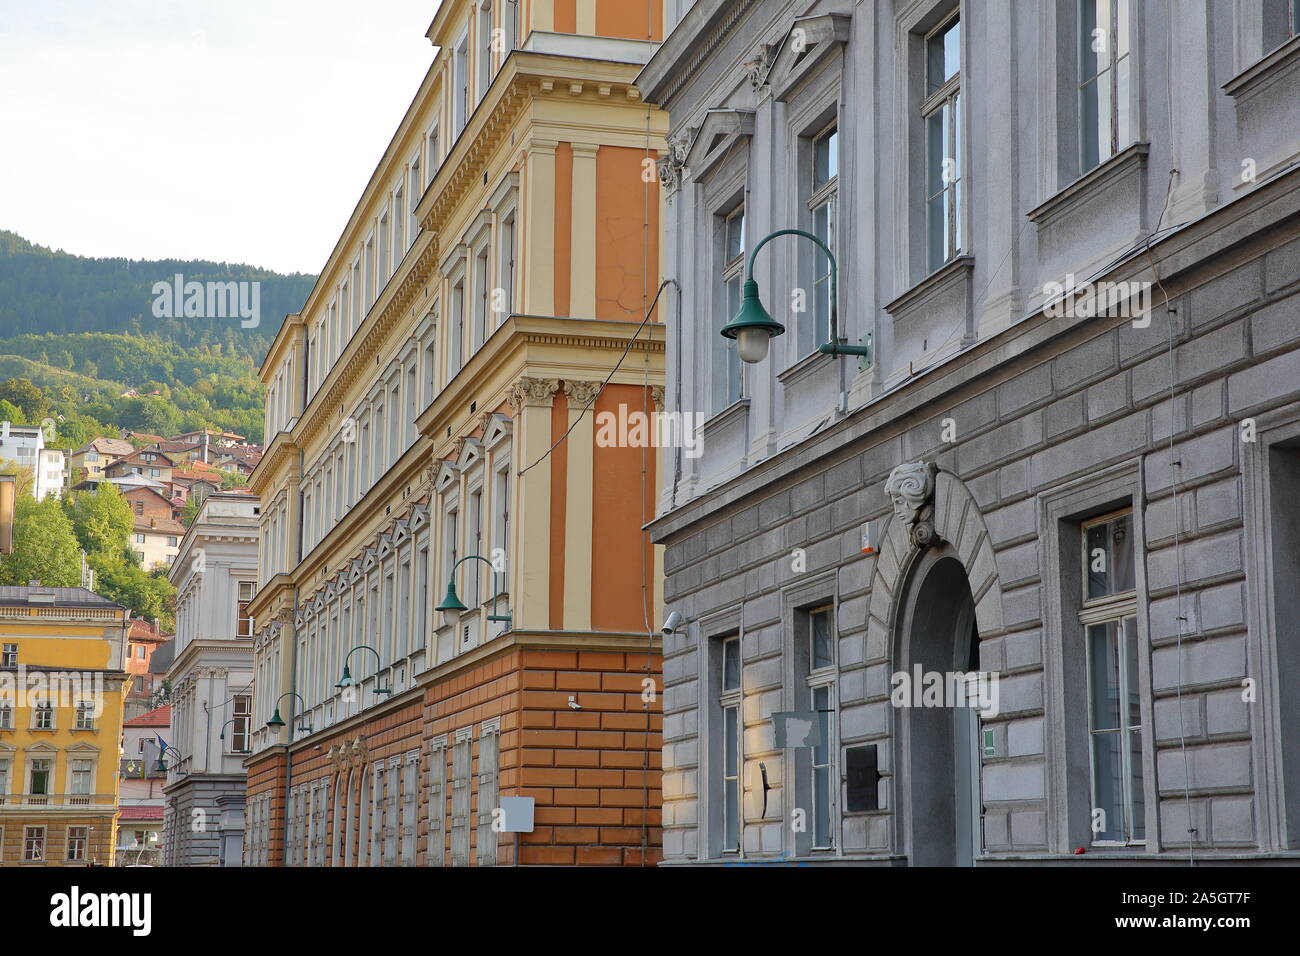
[244,0,668,866]
[0,586,131,866]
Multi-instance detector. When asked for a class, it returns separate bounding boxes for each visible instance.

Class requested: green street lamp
[436,555,512,630]
[265,692,312,734]
[218,718,251,754]
[335,645,393,696]
[720,227,871,366]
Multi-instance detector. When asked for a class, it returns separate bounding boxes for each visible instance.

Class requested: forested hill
[0,230,315,364]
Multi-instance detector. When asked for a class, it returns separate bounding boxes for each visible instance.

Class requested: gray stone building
[161,493,259,866]
[640,0,1300,864]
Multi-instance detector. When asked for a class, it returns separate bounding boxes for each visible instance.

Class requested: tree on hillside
[0,399,24,424]
[89,552,175,631]
[0,378,48,420]
[0,496,82,587]
[64,483,134,557]
[0,460,34,498]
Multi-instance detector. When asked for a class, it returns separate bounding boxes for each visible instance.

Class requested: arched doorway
[895,545,982,866]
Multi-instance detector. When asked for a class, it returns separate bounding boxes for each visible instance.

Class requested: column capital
[507,376,561,413]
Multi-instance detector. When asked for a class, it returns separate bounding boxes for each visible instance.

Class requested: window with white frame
[477,0,494,101]
[379,207,391,284]
[805,123,838,354]
[0,643,13,666]
[467,486,484,609]
[472,241,490,352]
[238,580,255,637]
[408,156,422,245]
[75,700,94,731]
[718,634,742,853]
[799,603,837,850]
[231,695,251,753]
[365,233,376,310]
[0,757,9,802]
[416,533,431,653]
[924,12,962,273]
[69,759,93,800]
[394,184,406,260]
[67,825,88,861]
[34,700,53,731]
[0,705,10,730]
[497,206,516,325]
[492,462,509,584]
[714,205,744,413]
[453,29,470,137]
[28,757,51,799]
[1080,508,1143,844]
[427,123,440,185]
[449,273,466,378]
[1078,0,1131,174]
[24,825,44,862]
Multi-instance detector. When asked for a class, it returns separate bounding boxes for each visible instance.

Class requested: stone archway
[866,462,1007,865]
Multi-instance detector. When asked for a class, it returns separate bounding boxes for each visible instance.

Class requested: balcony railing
[4,792,116,808]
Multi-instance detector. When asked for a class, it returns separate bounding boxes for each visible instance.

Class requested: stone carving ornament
[884,461,940,548]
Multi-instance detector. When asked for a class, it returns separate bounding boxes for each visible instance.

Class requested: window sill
[702,397,750,434]
[1027,142,1149,232]
[1224,33,1300,102]
[884,254,975,323]
[777,348,834,390]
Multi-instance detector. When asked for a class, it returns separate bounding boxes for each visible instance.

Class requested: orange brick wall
[515,648,662,865]
[246,750,287,866]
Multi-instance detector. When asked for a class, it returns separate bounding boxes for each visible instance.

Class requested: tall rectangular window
[75,701,94,731]
[807,124,838,352]
[715,206,744,413]
[3,643,17,666]
[70,759,93,799]
[397,555,411,659]
[453,31,470,136]
[29,758,51,797]
[473,245,490,350]
[449,277,465,378]
[1081,509,1143,844]
[468,488,483,607]
[719,635,742,853]
[34,701,53,730]
[498,210,516,325]
[924,13,962,272]
[493,464,509,582]
[416,536,430,653]
[1078,0,1130,174]
[67,826,88,862]
[0,758,9,803]
[24,826,44,862]
[477,1,494,100]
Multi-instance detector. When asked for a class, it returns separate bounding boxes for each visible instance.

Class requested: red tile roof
[119,805,166,821]
[123,705,170,727]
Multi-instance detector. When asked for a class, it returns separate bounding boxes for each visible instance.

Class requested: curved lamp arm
[439,555,512,626]
[744,227,869,359]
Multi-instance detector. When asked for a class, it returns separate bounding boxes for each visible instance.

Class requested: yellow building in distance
[0,586,131,866]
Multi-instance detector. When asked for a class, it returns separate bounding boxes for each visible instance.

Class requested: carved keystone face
[885,461,934,526]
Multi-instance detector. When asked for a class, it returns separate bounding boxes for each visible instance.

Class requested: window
[806,124,838,352]
[34,701,53,730]
[24,826,44,862]
[796,604,837,850]
[29,758,51,797]
[135,501,144,516]
[238,581,255,637]
[365,234,376,309]
[1264,0,1300,51]
[924,13,962,272]
[136,533,146,544]
[75,701,94,730]
[231,695,251,753]
[427,124,440,185]
[70,759,93,801]
[1078,0,1130,173]
[167,536,178,547]
[0,758,9,802]
[410,153,423,242]
[0,705,10,730]
[468,488,483,607]
[719,635,741,853]
[497,209,516,323]
[1,643,15,666]
[477,1,494,101]
[394,185,406,260]
[379,208,391,284]
[67,826,89,861]
[715,206,744,413]
[493,464,509,582]
[453,30,470,137]
[473,243,490,351]
[1080,509,1143,844]
[449,276,465,378]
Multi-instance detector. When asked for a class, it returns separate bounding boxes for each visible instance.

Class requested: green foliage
[0,495,82,587]
[89,552,174,629]
[0,229,315,366]
[64,483,134,556]
[0,378,49,419]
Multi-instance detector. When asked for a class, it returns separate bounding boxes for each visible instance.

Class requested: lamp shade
[266,708,285,729]
[436,581,468,615]
[720,279,785,363]
[335,665,353,689]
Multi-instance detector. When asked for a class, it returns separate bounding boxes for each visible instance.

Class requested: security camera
[662,610,683,635]
[567,695,582,711]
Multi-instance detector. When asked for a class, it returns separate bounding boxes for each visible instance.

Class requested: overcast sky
[0,0,440,275]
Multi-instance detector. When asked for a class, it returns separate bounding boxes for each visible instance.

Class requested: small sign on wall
[772,711,822,749]
[497,796,535,833]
